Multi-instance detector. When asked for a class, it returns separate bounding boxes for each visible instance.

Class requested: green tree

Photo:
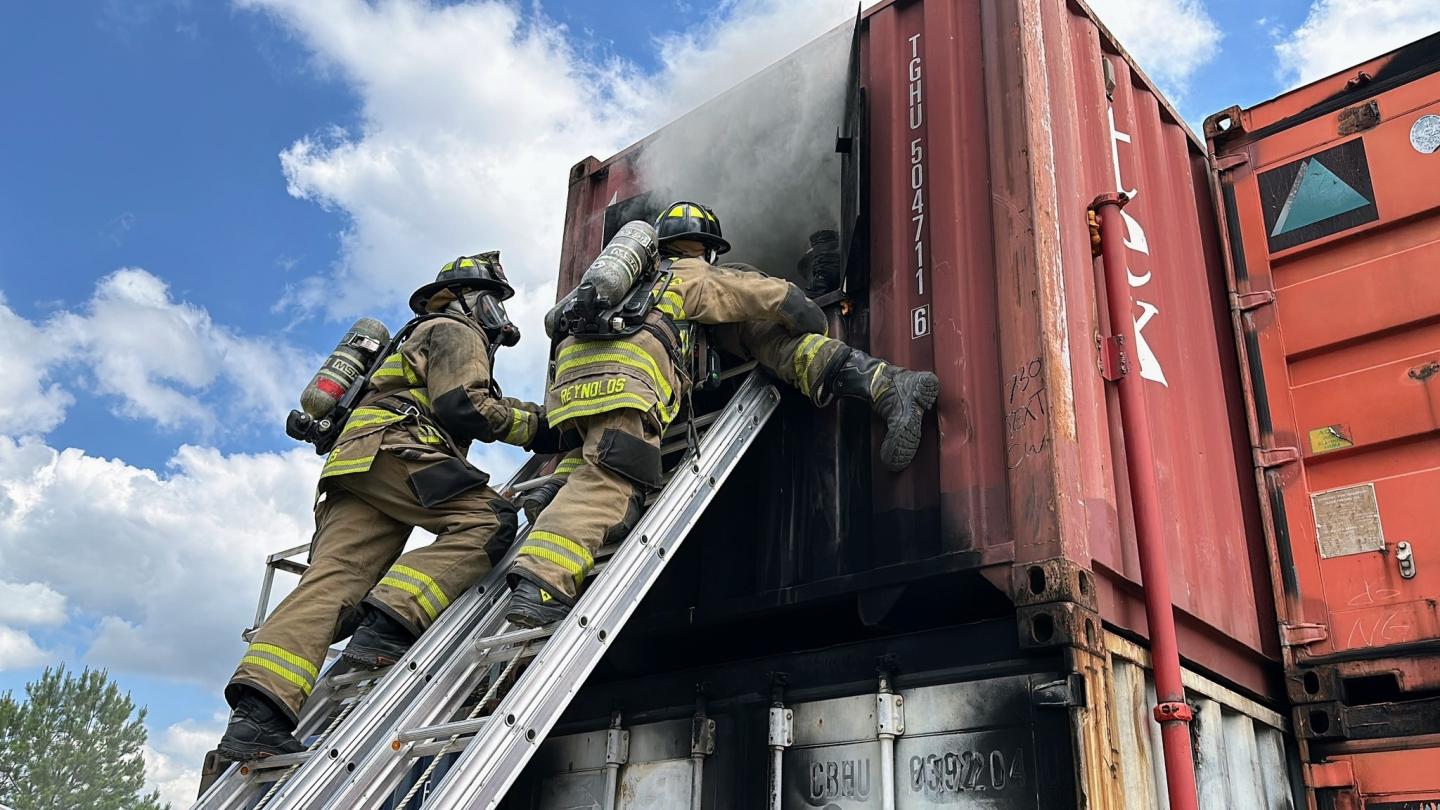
[0,665,166,810]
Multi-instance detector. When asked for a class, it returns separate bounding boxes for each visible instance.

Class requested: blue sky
[2,0,1437,804]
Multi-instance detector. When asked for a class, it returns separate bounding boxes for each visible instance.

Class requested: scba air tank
[582,220,659,306]
[544,220,659,337]
[300,318,391,419]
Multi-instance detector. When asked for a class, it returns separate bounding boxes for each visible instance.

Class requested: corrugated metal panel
[1106,635,1295,809]
[519,631,1295,809]
[1208,33,1440,746]
[554,0,1276,694]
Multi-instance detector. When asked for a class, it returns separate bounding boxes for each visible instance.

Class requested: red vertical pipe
[1091,192,1199,810]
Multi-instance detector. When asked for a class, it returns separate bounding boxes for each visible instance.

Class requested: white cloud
[0,437,320,683]
[1086,0,1222,100]
[1275,0,1440,88]
[0,268,317,439]
[0,294,75,435]
[0,625,52,671]
[0,580,68,627]
[49,269,318,433]
[239,0,869,404]
[145,717,225,808]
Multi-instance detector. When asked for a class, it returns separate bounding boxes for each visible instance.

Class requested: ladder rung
[410,734,476,759]
[473,625,552,653]
[238,750,313,774]
[396,716,488,744]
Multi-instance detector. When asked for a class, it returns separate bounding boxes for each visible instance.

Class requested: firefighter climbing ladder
[192,370,778,810]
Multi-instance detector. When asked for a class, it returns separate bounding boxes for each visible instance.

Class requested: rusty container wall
[863,0,1274,693]
[1206,32,1440,754]
[555,0,1276,696]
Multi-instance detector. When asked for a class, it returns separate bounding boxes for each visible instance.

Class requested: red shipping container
[557,0,1277,699]
[1208,32,1440,751]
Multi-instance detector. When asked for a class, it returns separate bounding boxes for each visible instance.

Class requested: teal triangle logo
[1271,158,1372,237]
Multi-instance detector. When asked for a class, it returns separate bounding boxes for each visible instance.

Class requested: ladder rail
[422,373,779,809]
[190,455,550,810]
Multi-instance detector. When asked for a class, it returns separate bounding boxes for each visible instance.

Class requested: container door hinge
[691,716,717,758]
[1231,290,1276,312]
[1097,335,1127,381]
[1212,151,1249,172]
[1254,445,1301,469]
[767,707,794,748]
[1031,674,1088,709]
[1307,760,1356,789]
[1280,622,1329,648]
[876,693,905,737]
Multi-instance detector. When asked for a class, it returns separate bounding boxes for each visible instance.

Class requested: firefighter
[217,253,566,760]
[508,203,938,625]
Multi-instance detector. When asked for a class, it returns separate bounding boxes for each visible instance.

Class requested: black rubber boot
[216,688,304,761]
[828,348,940,471]
[341,608,416,669]
[506,580,571,628]
[519,476,565,525]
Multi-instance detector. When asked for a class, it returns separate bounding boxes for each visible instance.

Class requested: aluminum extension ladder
[192,370,779,810]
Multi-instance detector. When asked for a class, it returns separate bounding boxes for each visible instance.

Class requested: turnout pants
[710,322,846,405]
[512,408,659,604]
[226,450,517,722]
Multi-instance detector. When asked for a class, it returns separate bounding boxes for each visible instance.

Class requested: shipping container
[1206,31,1440,765]
[557,0,1275,697]
[538,0,1290,804]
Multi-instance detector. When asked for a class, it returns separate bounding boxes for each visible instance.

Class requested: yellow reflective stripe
[320,456,375,477]
[250,643,318,678]
[556,342,672,402]
[653,289,686,321]
[242,655,314,696]
[794,334,828,393]
[557,352,671,401]
[379,576,438,620]
[373,353,406,378]
[527,531,594,566]
[555,457,583,476]
[409,387,432,409]
[391,564,451,609]
[517,547,586,584]
[549,391,657,424]
[340,407,406,437]
[503,408,531,445]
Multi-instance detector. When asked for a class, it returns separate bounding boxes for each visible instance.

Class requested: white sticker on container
[1412,114,1440,154]
[1312,483,1385,558]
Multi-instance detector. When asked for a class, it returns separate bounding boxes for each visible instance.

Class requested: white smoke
[631,21,856,284]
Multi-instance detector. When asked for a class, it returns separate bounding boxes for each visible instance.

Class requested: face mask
[462,290,520,347]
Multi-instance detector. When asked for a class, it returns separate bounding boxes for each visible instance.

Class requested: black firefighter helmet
[654,201,731,256]
[409,252,520,345]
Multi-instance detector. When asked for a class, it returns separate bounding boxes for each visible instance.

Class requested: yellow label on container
[1309,425,1353,454]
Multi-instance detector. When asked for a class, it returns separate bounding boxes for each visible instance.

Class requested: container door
[1213,60,1440,702]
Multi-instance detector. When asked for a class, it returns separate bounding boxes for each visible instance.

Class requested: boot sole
[881,371,940,471]
[340,647,402,669]
[505,606,569,629]
[216,740,302,762]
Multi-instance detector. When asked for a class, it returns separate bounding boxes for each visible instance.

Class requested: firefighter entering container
[507,201,939,627]
[216,253,569,761]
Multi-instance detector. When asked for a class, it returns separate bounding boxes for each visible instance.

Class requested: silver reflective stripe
[522,537,593,575]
